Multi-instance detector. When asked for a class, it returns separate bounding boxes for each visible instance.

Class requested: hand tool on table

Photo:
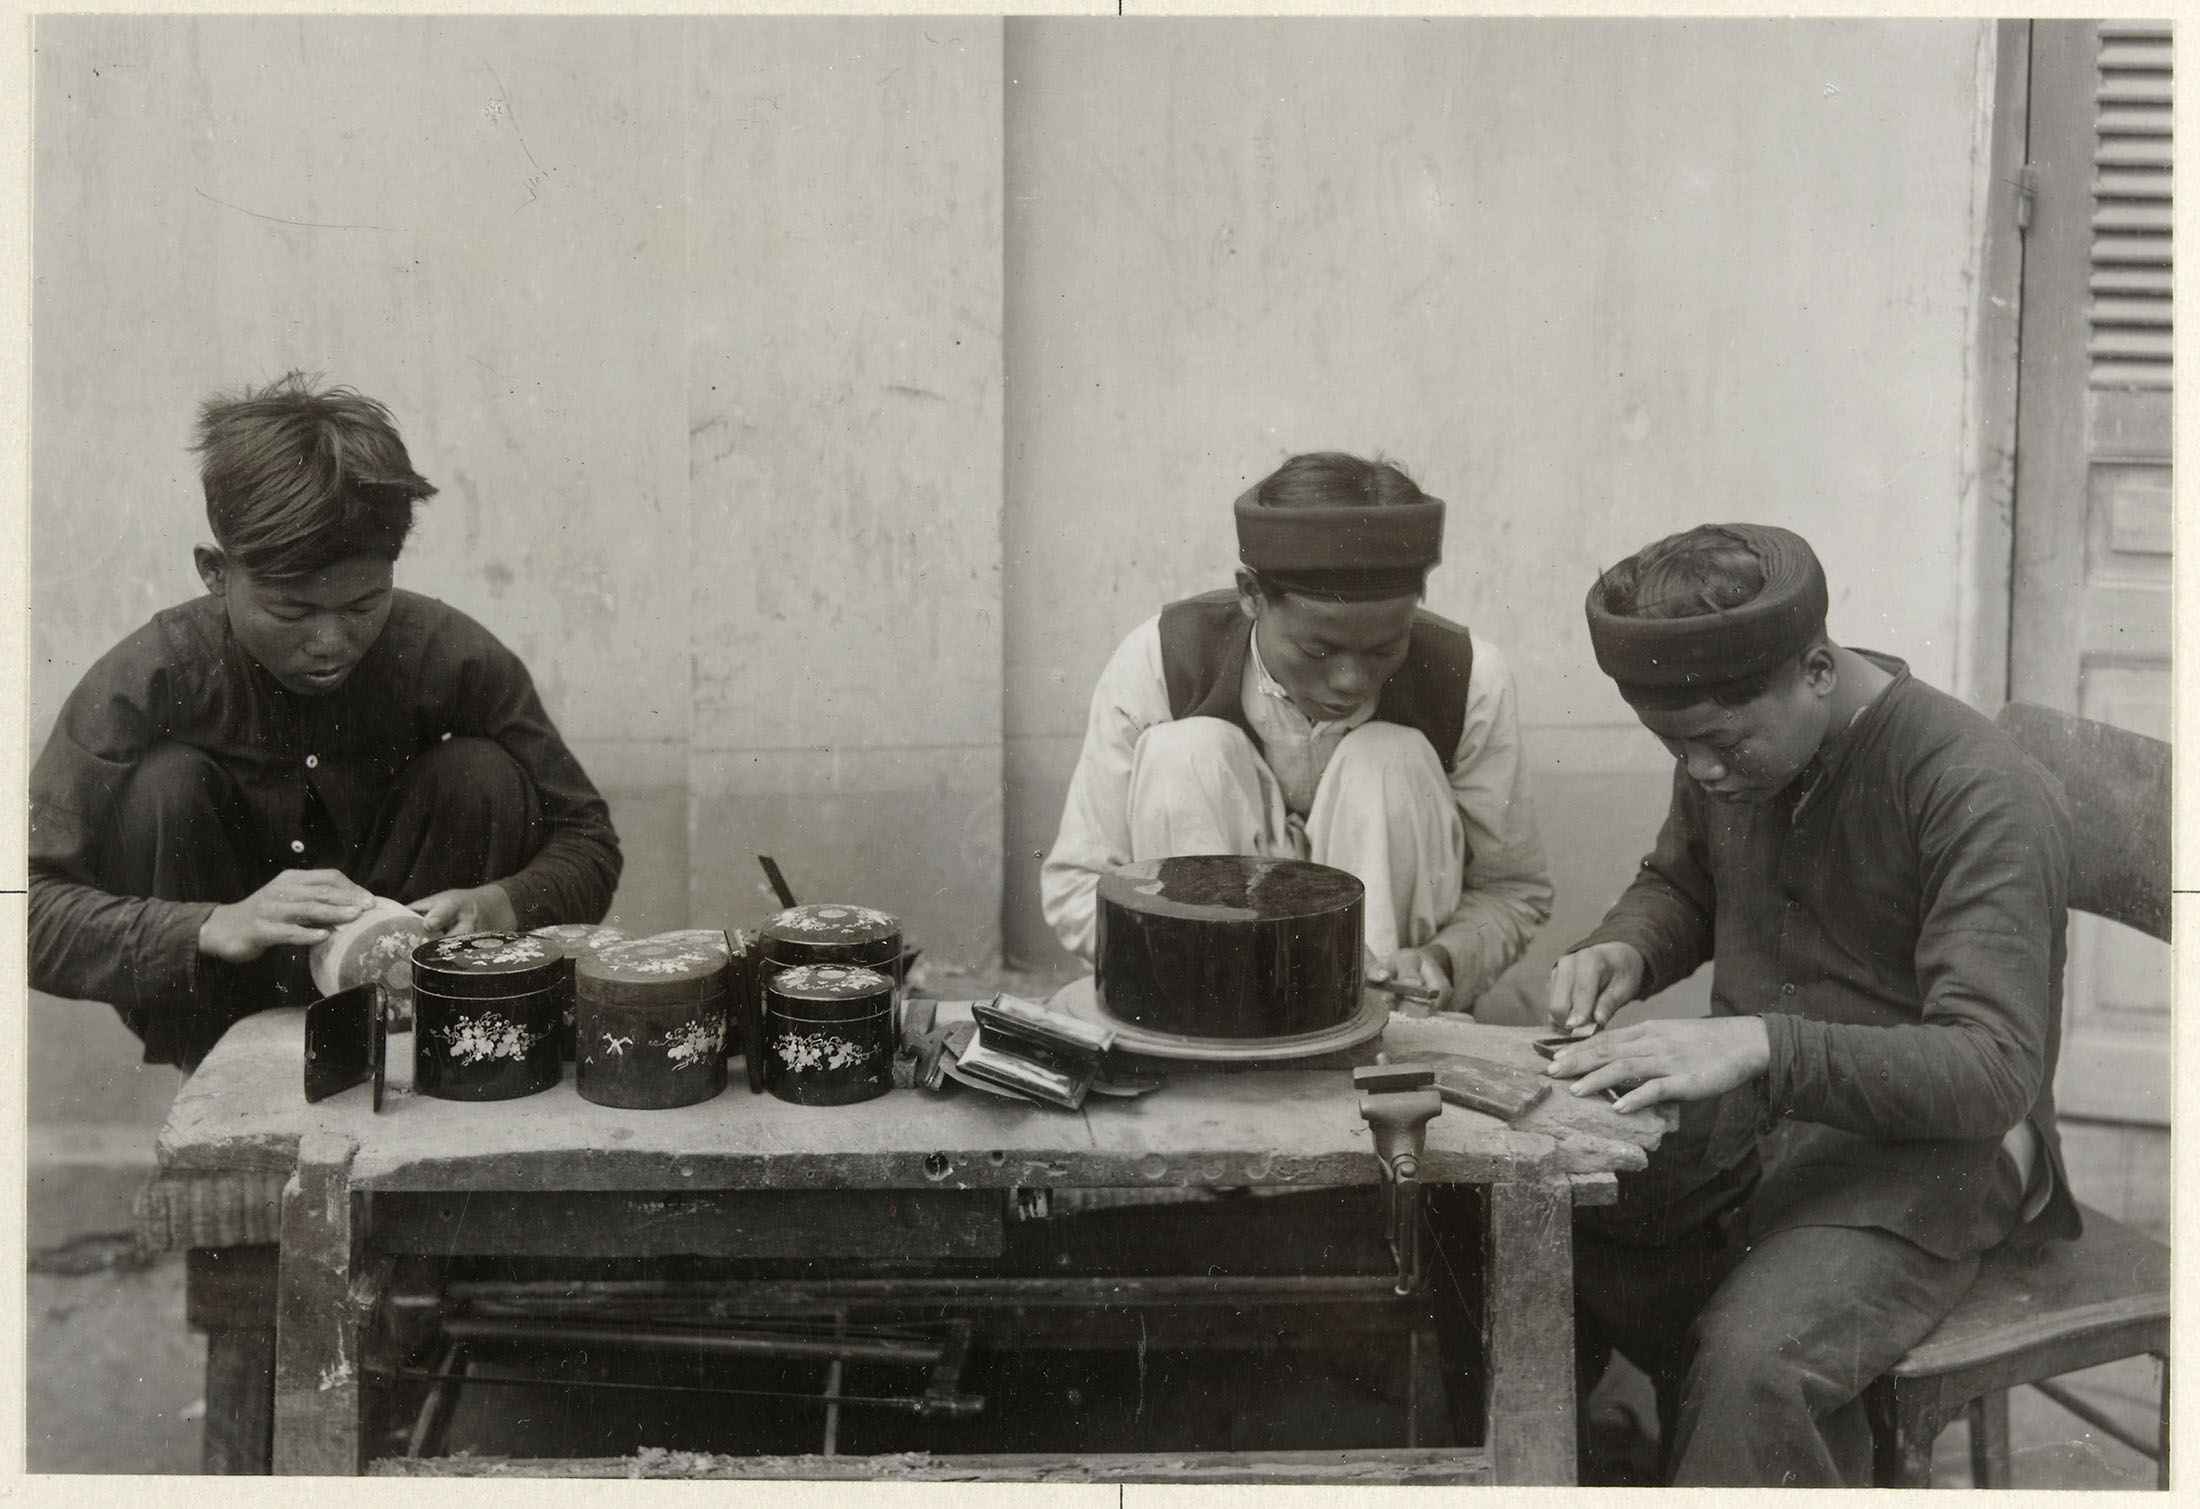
[1367,975,1442,1009]
[919,1000,1162,1105]
[1353,1062,1443,1296]
[756,855,924,979]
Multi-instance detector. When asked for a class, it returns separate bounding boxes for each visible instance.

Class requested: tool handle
[757,855,798,910]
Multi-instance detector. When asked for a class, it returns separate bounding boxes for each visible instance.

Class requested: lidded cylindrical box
[411,932,566,1100]
[575,936,730,1109]
[1096,856,1364,1039]
[758,904,901,971]
[530,923,632,1059]
[754,906,900,1094]
[762,963,895,1106]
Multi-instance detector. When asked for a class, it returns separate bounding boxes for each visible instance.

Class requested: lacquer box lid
[761,905,899,951]
[310,896,427,1000]
[1095,855,1363,919]
[581,936,729,1007]
[412,932,566,998]
[530,923,631,960]
[651,928,735,960]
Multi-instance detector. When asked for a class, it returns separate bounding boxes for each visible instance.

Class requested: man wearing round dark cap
[1541,523,2082,1486]
[1041,452,1551,1012]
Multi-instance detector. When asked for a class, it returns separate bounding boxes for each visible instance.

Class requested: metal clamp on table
[1353,1063,1443,1296]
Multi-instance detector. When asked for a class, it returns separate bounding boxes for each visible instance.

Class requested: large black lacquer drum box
[1095,855,1364,1039]
[762,963,895,1106]
[575,935,730,1110]
[411,932,566,1100]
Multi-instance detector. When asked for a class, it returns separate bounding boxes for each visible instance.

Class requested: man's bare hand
[1368,946,1455,1015]
[1547,942,1647,1033]
[197,869,371,964]
[411,883,518,939]
[1543,1016,1771,1112]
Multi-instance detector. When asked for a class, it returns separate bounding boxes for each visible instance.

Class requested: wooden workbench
[141,1004,1668,1483]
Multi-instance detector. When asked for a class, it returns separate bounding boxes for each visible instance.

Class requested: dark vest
[1156,589,1476,772]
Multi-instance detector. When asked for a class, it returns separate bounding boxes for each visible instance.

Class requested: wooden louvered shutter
[2087,24,2173,390]
[2010,22,2173,1137]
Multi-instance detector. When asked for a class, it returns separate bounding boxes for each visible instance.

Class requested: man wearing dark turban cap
[1041,452,1552,1013]
[1541,524,2082,1486]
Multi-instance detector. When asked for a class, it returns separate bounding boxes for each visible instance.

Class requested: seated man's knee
[115,741,235,831]
[1329,719,1444,779]
[1683,1309,1813,1418]
[1133,716,1259,777]
[405,736,528,803]
[102,742,257,899]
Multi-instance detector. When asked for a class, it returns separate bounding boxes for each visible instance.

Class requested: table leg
[273,1131,368,1474]
[185,1246,279,1474]
[1483,1177,1576,1484]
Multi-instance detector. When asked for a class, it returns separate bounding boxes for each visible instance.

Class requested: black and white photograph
[17,11,2178,1490]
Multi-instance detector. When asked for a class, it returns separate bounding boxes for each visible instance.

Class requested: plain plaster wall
[1001,19,2001,1017]
[29,16,1004,1205]
[28,17,2003,1226]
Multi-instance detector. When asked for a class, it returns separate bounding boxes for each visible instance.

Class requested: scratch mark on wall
[482,58,545,175]
[193,189,389,233]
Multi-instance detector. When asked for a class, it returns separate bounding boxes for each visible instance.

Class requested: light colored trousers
[1126,715,1464,961]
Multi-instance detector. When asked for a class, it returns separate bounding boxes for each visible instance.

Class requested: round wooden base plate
[1049,976,1387,1064]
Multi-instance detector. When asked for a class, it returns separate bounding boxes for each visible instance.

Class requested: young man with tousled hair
[1043,452,1551,1012]
[1543,523,2081,1486]
[30,373,622,1069]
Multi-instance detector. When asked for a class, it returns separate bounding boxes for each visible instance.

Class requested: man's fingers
[273,874,370,911]
[411,896,461,935]
[261,923,333,948]
[1547,958,1589,1030]
[282,868,365,893]
[282,900,373,928]
[1566,1056,1648,1099]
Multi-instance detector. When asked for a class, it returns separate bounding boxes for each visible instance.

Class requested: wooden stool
[1864,1203,2168,1487]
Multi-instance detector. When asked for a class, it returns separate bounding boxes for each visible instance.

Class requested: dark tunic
[29,590,622,1018]
[1576,654,2083,1260]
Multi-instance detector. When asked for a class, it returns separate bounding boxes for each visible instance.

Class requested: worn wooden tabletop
[155,997,1670,1484]
[158,1001,1669,1195]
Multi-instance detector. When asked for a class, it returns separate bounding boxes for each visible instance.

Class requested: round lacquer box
[575,936,730,1110]
[762,963,895,1107]
[411,932,566,1100]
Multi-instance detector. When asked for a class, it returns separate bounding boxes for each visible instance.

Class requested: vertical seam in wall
[1952,20,1990,705]
[1953,20,2027,710]
[678,14,698,929]
[998,19,1022,967]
